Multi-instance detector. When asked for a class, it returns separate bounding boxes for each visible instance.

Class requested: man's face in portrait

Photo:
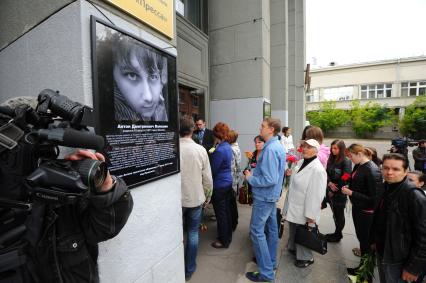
[113,49,164,120]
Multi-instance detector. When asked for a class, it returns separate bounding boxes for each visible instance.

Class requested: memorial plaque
[91,17,179,187]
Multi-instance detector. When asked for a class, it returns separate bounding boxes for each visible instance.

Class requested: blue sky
[306,0,426,68]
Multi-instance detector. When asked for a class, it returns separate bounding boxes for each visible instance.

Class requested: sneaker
[294,259,314,268]
[185,274,192,281]
[245,272,273,282]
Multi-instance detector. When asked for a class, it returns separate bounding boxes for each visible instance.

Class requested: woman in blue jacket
[210,122,233,248]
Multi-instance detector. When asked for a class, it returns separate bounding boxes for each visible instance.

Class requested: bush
[350,101,394,138]
[400,96,426,140]
[306,101,351,132]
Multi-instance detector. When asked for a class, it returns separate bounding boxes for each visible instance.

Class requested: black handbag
[276,208,284,239]
[295,223,327,255]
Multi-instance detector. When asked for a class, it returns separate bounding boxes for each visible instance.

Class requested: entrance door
[178,85,204,120]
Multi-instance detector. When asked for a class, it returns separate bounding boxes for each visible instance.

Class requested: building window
[176,0,208,34]
[192,95,199,107]
[360,84,392,99]
[401,81,426,97]
[322,86,353,101]
[306,89,320,102]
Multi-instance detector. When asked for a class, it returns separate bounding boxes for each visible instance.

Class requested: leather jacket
[349,161,384,210]
[413,146,426,172]
[326,157,352,205]
[26,177,133,283]
[370,178,426,276]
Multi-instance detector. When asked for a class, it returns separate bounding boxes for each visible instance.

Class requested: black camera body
[0,89,106,206]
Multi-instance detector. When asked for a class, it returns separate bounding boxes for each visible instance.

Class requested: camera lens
[71,159,107,191]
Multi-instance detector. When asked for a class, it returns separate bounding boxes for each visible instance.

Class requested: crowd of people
[179,116,426,283]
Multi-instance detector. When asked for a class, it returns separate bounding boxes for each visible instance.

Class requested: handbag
[295,223,327,255]
[238,181,252,205]
[277,208,284,239]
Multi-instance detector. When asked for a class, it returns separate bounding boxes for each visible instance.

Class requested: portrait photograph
[91,17,179,187]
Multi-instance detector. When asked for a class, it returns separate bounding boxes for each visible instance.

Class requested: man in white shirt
[180,115,213,281]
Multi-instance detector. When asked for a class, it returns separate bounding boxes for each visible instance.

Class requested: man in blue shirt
[244,118,286,282]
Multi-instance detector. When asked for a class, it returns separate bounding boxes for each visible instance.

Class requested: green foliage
[350,101,394,137]
[400,96,426,139]
[306,101,350,132]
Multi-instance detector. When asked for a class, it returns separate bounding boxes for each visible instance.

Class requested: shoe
[245,271,273,282]
[211,241,227,249]
[288,249,296,256]
[347,267,359,275]
[325,233,342,243]
[185,274,192,281]
[295,259,314,268]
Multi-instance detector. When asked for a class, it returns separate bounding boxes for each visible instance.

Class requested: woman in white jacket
[283,139,327,268]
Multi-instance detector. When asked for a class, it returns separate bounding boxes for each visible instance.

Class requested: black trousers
[330,200,346,237]
[212,187,233,247]
[229,190,238,231]
[352,206,373,256]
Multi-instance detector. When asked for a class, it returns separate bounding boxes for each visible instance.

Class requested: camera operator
[413,140,426,174]
[0,94,133,283]
[21,149,133,283]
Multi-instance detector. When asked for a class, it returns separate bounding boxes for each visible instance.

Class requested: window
[360,83,392,99]
[177,0,208,34]
[322,86,353,101]
[401,81,426,97]
[192,95,199,107]
[306,89,320,102]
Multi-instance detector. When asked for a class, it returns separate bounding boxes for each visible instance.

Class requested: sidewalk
[187,193,378,283]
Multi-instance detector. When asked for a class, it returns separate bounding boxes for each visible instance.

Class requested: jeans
[250,199,278,281]
[212,187,233,247]
[352,206,373,256]
[377,255,408,283]
[182,206,203,277]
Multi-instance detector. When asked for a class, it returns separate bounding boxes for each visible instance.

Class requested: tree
[350,101,394,138]
[306,101,351,132]
[400,96,426,140]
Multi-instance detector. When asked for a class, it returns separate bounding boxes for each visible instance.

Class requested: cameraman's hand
[65,149,114,193]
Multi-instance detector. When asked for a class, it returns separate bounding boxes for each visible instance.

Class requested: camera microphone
[35,128,105,151]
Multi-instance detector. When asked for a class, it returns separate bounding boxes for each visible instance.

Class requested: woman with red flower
[243,135,265,204]
[324,139,352,243]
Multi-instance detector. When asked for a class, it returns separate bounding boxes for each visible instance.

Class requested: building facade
[307,56,426,118]
[0,0,305,282]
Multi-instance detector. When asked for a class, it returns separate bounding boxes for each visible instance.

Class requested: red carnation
[286,155,297,163]
[297,146,303,153]
[341,173,351,182]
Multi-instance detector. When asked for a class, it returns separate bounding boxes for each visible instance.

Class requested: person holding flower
[324,139,352,243]
[210,122,233,249]
[283,139,327,268]
[243,135,265,204]
[342,144,383,278]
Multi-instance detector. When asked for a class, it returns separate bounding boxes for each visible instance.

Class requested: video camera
[390,137,418,155]
[0,89,107,207]
[0,90,108,281]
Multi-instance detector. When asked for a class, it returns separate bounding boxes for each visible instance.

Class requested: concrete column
[209,0,271,157]
[287,0,306,141]
[270,0,288,127]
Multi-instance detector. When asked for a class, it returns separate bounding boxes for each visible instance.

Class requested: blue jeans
[250,199,278,281]
[183,206,202,277]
